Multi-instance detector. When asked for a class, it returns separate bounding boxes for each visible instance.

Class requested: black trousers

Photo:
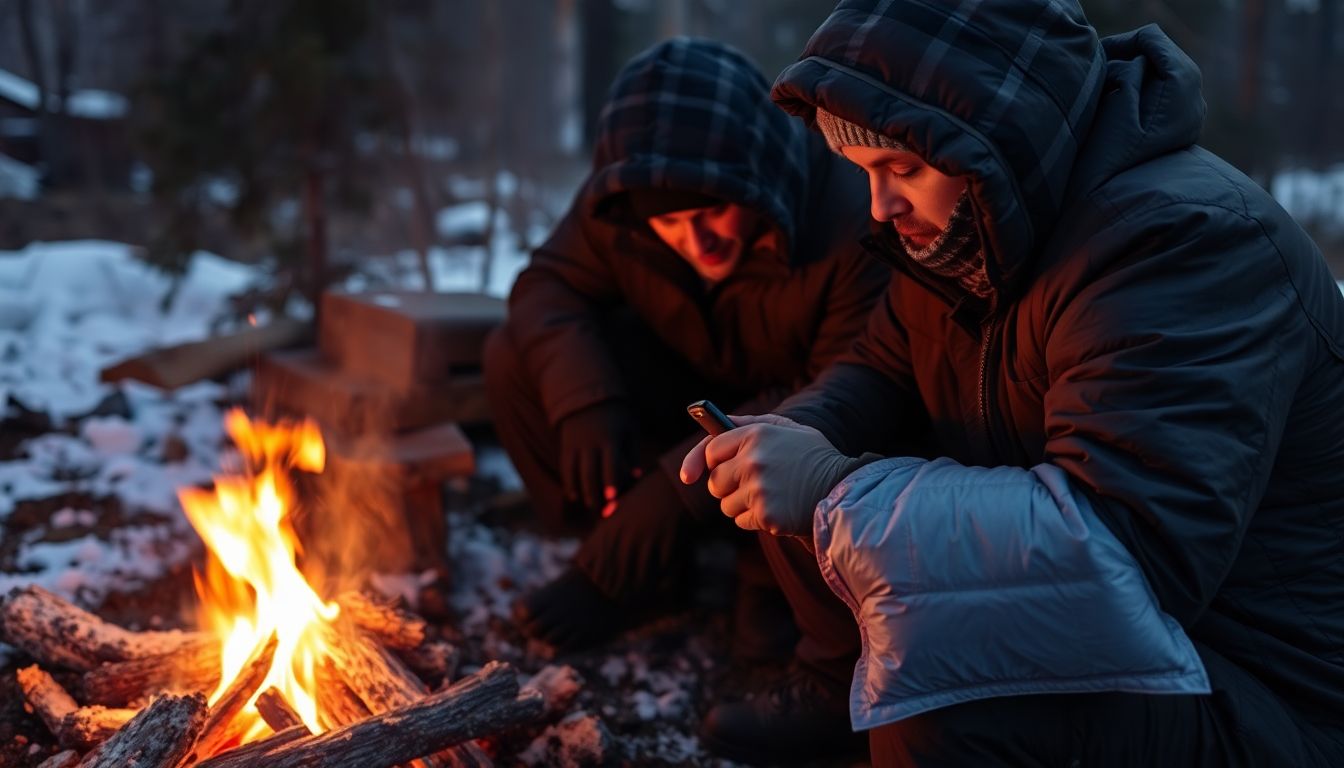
[483,314,780,603]
[758,540,1340,767]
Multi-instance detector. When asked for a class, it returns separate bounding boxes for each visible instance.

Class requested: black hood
[587,37,812,257]
[773,1,1206,299]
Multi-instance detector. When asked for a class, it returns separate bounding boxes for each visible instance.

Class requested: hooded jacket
[507,38,885,428]
[772,0,1344,753]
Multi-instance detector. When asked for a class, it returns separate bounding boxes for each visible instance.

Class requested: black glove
[557,401,637,513]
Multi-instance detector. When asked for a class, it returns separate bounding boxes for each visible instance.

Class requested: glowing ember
[179,409,337,740]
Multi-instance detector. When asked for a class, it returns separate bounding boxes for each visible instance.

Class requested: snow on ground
[0,242,256,610]
[0,241,255,417]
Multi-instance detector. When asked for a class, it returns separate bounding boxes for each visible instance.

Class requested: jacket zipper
[978,314,1000,457]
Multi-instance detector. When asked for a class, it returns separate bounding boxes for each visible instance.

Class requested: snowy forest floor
[0,241,869,766]
[0,430,866,768]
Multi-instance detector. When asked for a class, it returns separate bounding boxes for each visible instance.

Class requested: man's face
[647,203,759,284]
[840,146,968,249]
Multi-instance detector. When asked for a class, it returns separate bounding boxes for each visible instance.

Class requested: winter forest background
[0,2,1340,764]
[2,0,1343,298]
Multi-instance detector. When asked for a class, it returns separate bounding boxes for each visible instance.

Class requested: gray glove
[680,413,869,537]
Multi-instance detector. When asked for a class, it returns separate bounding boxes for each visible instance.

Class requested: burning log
[333,590,459,684]
[325,626,427,712]
[74,693,207,768]
[256,686,308,734]
[15,663,135,749]
[196,661,541,768]
[80,637,221,706]
[191,633,279,758]
[315,660,372,728]
[0,586,202,671]
[336,591,427,649]
[324,626,475,768]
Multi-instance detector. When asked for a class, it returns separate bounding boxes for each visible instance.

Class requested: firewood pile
[0,584,594,768]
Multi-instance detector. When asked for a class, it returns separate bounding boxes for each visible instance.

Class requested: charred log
[73,693,207,768]
[395,640,460,685]
[59,706,136,751]
[196,662,540,768]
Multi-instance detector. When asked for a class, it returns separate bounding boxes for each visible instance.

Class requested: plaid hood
[773,1,1205,300]
[587,38,812,258]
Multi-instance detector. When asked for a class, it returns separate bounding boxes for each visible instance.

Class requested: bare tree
[375,11,437,290]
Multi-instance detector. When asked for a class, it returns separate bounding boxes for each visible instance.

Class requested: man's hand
[679,414,864,536]
[558,402,637,514]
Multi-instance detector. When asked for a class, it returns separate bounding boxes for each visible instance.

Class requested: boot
[512,568,621,652]
[702,660,865,766]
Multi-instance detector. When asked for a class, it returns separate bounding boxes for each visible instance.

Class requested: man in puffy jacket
[681,1,1344,765]
[486,38,886,652]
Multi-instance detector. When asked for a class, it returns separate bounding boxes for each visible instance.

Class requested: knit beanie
[815,109,991,298]
[814,108,908,154]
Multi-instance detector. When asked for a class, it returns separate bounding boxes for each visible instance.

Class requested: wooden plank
[100,317,312,390]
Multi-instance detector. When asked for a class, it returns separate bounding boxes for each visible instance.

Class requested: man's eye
[889,166,919,178]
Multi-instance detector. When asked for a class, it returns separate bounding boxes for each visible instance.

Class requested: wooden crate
[253,348,490,435]
[319,291,505,394]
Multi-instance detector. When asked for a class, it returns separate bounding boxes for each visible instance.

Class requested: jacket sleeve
[1041,202,1312,626]
[813,203,1303,727]
[802,248,890,379]
[507,205,629,426]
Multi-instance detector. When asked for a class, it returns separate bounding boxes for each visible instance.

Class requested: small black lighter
[686,399,736,436]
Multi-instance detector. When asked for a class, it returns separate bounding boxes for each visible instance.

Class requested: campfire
[1,411,553,767]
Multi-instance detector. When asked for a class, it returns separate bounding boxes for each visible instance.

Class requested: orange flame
[179,409,337,740]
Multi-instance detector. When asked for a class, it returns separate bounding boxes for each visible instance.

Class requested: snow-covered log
[0,586,202,671]
[15,664,134,749]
